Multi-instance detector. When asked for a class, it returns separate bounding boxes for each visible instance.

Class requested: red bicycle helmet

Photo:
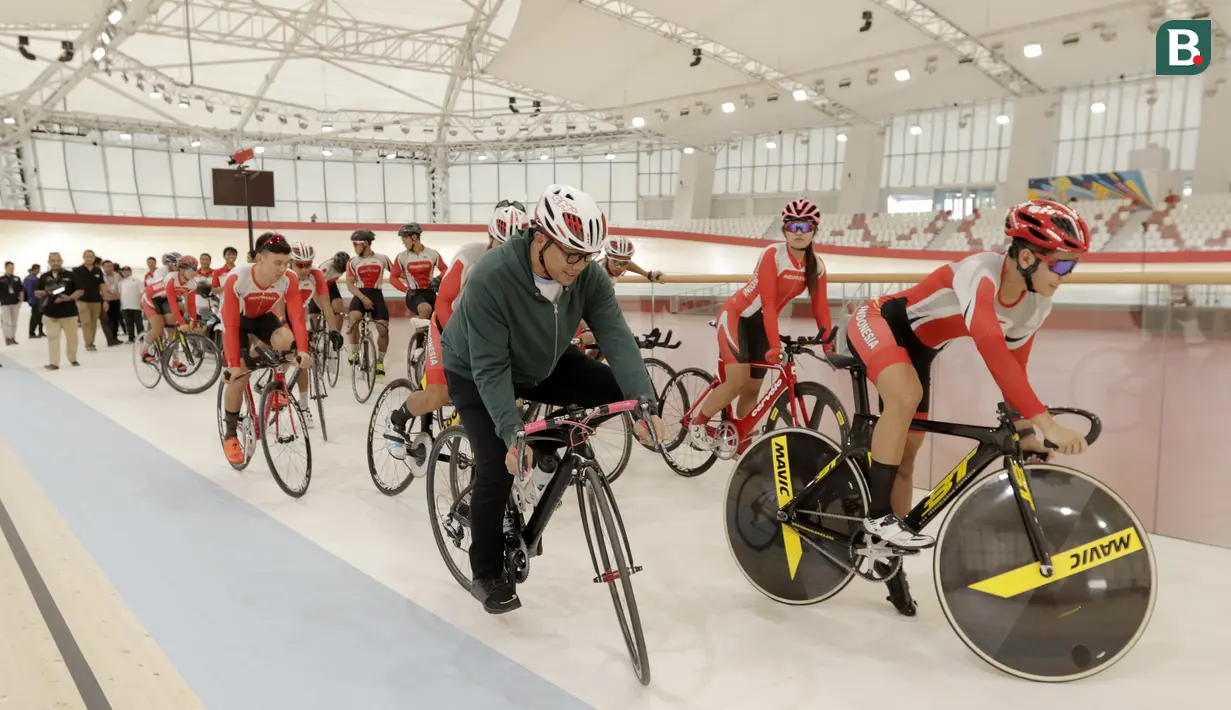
[1004,200,1090,254]
[782,199,821,223]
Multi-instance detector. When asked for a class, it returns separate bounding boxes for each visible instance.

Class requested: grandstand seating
[635,196,1231,253]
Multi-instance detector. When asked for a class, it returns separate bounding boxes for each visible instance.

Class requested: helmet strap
[1015,251,1041,293]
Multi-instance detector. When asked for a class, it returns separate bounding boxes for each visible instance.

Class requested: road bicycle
[426,399,659,685]
[305,314,337,442]
[724,346,1156,682]
[348,309,380,404]
[658,326,849,477]
[214,341,313,498]
[132,322,222,394]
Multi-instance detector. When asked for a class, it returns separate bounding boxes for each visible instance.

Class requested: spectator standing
[118,265,143,342]
[143,256,159,287]
[100,260,123,346]
[1,261,23,345]
[35,252,84,370]
[23,264,43,338]
[73,249,105,351]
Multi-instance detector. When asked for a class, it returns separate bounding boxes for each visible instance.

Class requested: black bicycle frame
[783,359,1055,574]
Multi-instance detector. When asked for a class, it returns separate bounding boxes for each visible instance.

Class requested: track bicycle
[214,340,313,497]
[365,373,461,496]
[305,314,338,442]
[724,347,1156,682]
[658,326,849,477]
[427,399,659,685]
[405,320,429,390]
[310,311,342,388]
[348,309,380,404]
[132,321,223,394]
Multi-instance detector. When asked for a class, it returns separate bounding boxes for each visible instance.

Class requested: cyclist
[145,252,180,289]
[687,199,834,451]
[344,229,394,379]
[385,201,528,466]
[441,184,665,614]
[576,235,665,359]
[218,233,313,466]
[846,198,1091,613]
[314,251,348,321]
[140,254,200,368]
[390,222,447,320]
[290,241,343,428]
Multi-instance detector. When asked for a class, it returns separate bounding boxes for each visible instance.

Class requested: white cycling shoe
[863,515,935,550]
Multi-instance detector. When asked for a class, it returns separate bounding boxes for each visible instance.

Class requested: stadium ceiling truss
[0,0,664,153]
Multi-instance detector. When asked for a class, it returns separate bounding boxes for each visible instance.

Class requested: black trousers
[28,303,43,337]
[445,345,624,581]
[122,308,144,340]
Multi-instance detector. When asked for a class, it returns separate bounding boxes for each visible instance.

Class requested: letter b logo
[1156,20,1211,75]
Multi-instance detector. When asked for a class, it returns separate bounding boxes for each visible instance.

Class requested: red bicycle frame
[686,357,807,454]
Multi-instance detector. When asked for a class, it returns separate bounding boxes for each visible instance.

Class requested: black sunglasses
[497,199,527,212]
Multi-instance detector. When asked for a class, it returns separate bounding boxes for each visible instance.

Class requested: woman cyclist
[847,198,1090,615]
[687,199,833,452]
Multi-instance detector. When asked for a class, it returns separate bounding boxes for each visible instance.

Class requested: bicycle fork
[1004,455,1055,577]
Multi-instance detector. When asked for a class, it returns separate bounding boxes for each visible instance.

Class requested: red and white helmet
[290,241,315,262]
[534,184,607,254]
[782,198,821,223]
[1004,199,1090,254]
[604,235,634,260]
[489,203,528,243]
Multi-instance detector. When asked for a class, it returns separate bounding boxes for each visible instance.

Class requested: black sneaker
[878,562,917,617]
[470,576,520,615]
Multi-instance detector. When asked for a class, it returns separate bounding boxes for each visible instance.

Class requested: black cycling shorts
[405,288,436,313]
[349,288,389,321]
[717,310,771,379]
[308,282,340,315]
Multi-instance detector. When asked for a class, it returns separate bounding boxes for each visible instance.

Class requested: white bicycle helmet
[489,203,528,243]
[604,235,634,260]
[534,184,606,254]
[290,241,315,261]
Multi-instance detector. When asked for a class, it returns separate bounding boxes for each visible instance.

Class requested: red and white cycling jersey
[220,263,310,368]
[434,241,489,328]
[347,253,393,290]
[210,263,236,289]
[390,247,446,291]
[144,266,167,288]
[295,268,328,306]
[141,272,200,324]
[597,259,621,285]
[318,260,345,285]
[876,250,1050,417]
[721,242,832,345]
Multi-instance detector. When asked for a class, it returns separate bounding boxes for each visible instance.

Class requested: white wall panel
[582,163,611,201]
[383,162,416,203]
[42,189,74,213]
[357,203,386,221]
[324,161,356,202]
[134,149,174,197]
[327,202,357,222]
[73,191,111,215]
[176,197,206,219]
[299,202,326,221]
[171,153,202,197]
[527,163,554,195]
[65,143,105,192]
[554,162,581,191]
[295,161,325,201]
[141,195,176,218]
[34,140,68,189]
[356,162,384,203]
[412,165,428,205]
[471,164,499,204]
[448,165,471,202]
[611,163,636,202]
[104,146,136,194]
[498,163,527,203]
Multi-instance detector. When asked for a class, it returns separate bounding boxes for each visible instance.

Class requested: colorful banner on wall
[1026,171,1153,208]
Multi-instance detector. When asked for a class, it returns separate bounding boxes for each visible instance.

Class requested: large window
[449,151,638,225]
[713,128,846,194]
[881,99,1013,189]
[638,148,679,198]
[1053,76,1202,174]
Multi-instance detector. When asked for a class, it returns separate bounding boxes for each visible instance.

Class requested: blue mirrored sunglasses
[784,220,816,234]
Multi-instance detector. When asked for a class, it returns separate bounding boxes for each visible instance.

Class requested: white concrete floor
[2,316,1227,709]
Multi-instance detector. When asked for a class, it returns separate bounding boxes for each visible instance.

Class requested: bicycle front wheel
[325,334,340,387]
[934,462,1156,682]
[163,332,223,395]
[311,360,328,442]
[216,377,257,471]
[577,463,649,685]
[657,367,718,477]
[259,379,312,497]
[133,339,162,389]
[351,335,376,404]
[426,425,476,591]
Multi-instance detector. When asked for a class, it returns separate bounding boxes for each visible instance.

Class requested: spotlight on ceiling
[605,153,615,160]
[321,122,333,132]
[321,149,332,156]
[179,98,190,109]
[689,47,702,67]
[909,125,922,135]
[1023,43,1042,58]
[683,147,694,154]
[107,8,123,24]
[836,133,847,142]
[1090,102,1106,113]
[189,138,201,147]
[119,132,131,140]
[792,88,808,101]
[894,68,911,82]
[253,146,265,154]
[996,114,1010,125]
[631,116,645,128]
[765,140,777,149]
[539,153,549,160]
[721,101,735,113]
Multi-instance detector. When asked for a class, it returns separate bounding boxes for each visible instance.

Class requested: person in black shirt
[1,261,23,345]
[35,252,85,370]
[72,249,105,351]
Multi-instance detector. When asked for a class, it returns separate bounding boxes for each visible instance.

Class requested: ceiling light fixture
[721,101,735,113]
[179,98,189,108]
[836,133,847,142]
[894,68,911,81]
[119,132,131,140]
[253,146,265,154]
[792,89,808,101]
[631,116,645,128]
[1091,102,1106,113]
[766,140,777,149]
[107,8,123,24]
[1023,43,1042,58]
[539,154,549,160]
[321,122,333,132]
[683,147,695,154]
[996,114,1010,125]
[2,117,15,125]
[189,139,201,147]
[321,149,332,156]
[909,125,922,135]
[477,154,487,161]
[91,46,106,61]
[605,153,615,160]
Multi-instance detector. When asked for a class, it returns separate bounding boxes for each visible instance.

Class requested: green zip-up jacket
[441,231,656,448]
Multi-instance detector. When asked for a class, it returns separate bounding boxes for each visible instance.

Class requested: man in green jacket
[442,184,665,614]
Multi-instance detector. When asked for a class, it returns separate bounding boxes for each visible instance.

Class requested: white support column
[428,147,450,223]
[837,125,886,214]
[672,150,715,220]
[1193,66,1231,194]
[996,94,1060,208]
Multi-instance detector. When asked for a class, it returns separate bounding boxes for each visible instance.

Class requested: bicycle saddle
[825,353,862,371]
